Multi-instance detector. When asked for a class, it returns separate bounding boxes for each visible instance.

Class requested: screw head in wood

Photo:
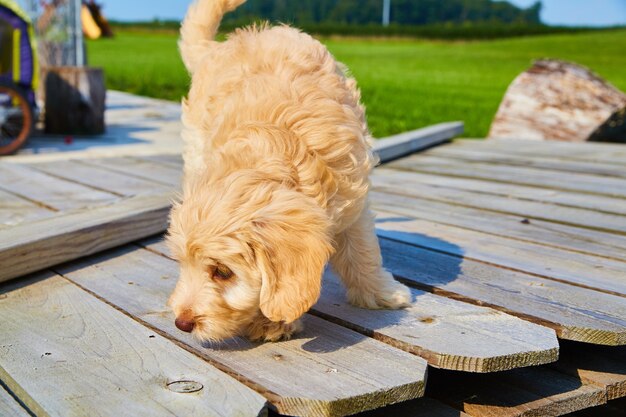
[167,380,203,393]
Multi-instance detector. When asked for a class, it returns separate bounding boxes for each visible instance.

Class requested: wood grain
[0,193,172,283]
[373,166,626,216]
[428,144,626,179]
[457,139,626,166]
[566,398,626,417]
[84,156,183,187]
[372,169,626,235]
[360,397,471,417]
[55,245,428,417]
[427,367,606,417]
[0,163,118,211]
[141,236,559,373]
[0,387,30,417]
[374,210,626,297]
[0,272,267,417]
[136,154,184,168]
[488,59,626,143]
[373,122,464,163]
[29,159,173,197]
[0,189,54,228]
[389,154,626,198]
[370,191,626,261]
[377,237,626,345]
[313,270,558,373]
[553,342,626,401]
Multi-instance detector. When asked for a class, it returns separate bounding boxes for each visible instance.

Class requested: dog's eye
[213,265,234,280]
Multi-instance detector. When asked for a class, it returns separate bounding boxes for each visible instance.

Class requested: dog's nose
[175,316,195,333]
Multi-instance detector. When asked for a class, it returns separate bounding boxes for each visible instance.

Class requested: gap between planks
[373,167,626,218]
[0,272,268,417]
[372,168,626,235]
[140,236,559,373]
[426,143,626,179]
[0,163,119,212]
[388,154,626,199]
[373,208,626,298]
[425,341,626,417]
[376,237,626,346]
[53,245,427,417]
[427,366,607,417]
[0,384,30,417]
[369,190,626,262]
[466,139,626,167]
[0,193,173,283]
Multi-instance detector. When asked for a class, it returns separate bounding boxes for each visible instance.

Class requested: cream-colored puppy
[167,0,411,342]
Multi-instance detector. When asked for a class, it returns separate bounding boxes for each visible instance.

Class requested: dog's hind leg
[331,203,412,309]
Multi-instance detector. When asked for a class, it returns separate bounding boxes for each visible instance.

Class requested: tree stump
[45,67,106,135]
[489,59,626,142]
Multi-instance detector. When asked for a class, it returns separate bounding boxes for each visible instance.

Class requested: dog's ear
[251,190,333,323]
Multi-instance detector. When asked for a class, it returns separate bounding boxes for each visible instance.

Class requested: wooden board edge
[0,366,49,417]
[374,122,464,163]
[276,379,426,417]
[310,308,560,373]
[0,382,34,417]
[0,194,172,283]
[380,259,626,348]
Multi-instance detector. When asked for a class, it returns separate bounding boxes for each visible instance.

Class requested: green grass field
[88,28,626,138]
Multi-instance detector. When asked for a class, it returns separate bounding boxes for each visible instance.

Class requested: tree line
[223,0,543,26]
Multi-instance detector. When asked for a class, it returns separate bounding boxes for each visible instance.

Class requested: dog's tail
[180,0,247,74]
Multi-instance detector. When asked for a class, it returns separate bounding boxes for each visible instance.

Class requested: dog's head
[166,168,333,342]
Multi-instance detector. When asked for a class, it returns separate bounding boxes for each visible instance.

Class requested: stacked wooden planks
[0,136,625,416]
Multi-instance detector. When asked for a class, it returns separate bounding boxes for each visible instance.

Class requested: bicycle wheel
[0,83,33,155]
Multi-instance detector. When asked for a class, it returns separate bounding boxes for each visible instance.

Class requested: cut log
[44,66,106,135]
[489,59,626,142]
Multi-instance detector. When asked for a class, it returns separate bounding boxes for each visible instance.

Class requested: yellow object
[82,5,101,40]
[12,28,19,83]
[0,0,39,90]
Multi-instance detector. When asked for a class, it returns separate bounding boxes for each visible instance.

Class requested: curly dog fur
[167,0,411,342]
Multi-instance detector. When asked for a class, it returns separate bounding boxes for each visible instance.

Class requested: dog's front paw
[246,317,303,342]
[347,272,412,310]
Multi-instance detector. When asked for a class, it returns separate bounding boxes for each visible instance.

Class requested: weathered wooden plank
[377,237,626,345]
[553,342,626,401]
[0,193,172,283]
[136,154,184,168]
[0,163,118,211]
[56,246,428,417]
[375,167,626,217]
[370,191,626,261]
[389,154,626,198]
[374,210,626,297]
[0,387,30,417]
[372,169,626,234]
[0,189,55,228]
[313,270,558,373]
[566,398,626,417]
[0,272,267,417]
[373,122,464,163]
[85,156,183,187]
[476,139,626,166]
[428,144,626,179]
[29,159,174,197]
[360,397,471,417]
[427,367,606,417]
[140,236,559,373]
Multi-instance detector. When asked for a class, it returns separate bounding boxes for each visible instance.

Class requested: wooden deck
[1,123,625,416]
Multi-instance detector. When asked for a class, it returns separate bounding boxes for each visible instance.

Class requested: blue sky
[97,0,626,27]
